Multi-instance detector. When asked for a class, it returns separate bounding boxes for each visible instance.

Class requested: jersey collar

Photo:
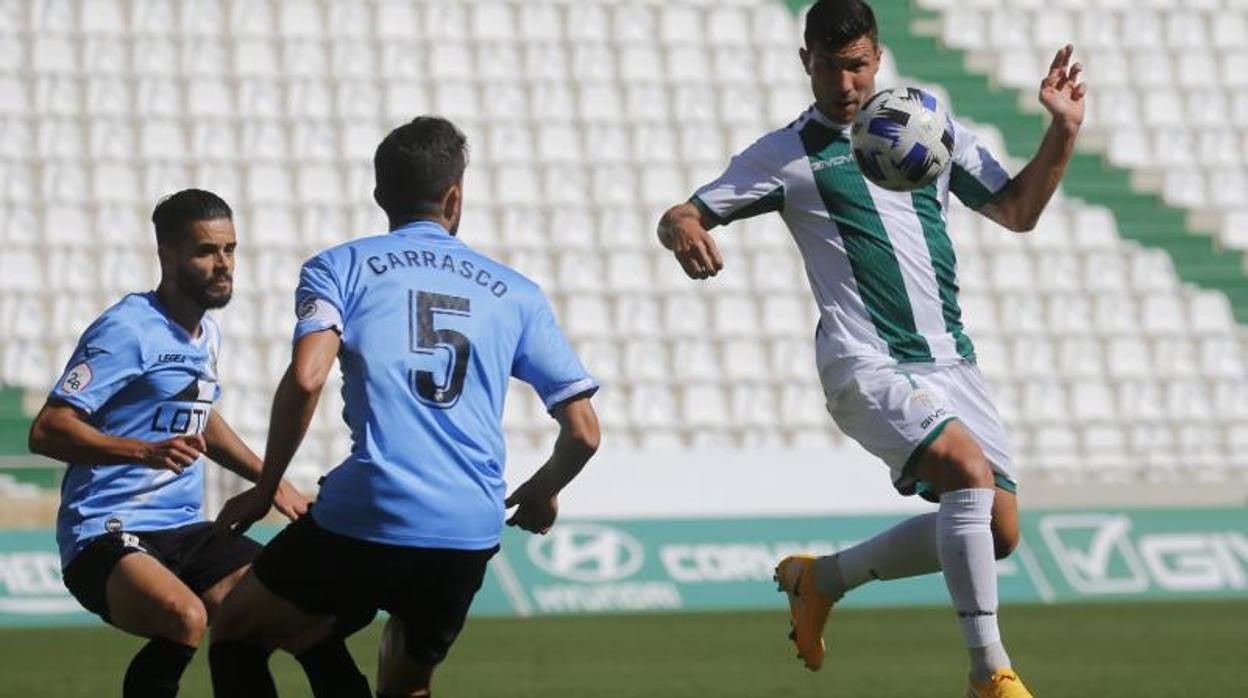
[391,219,455,241]
[807,105,853,138]
[142,291,209,344]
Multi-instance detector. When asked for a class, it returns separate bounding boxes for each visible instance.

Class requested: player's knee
[163,598,208,645]
[929,452,994,491]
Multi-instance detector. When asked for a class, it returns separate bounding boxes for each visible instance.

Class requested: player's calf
[208,640,277,698]
[122,637,197,698]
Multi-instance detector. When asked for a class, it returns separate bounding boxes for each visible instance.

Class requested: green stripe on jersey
[912,187,975,361]
[690,186,785,227]
[949,163,998,210]
[799,120,932,362]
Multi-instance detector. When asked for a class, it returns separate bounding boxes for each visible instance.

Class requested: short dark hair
[374,116,468,224]
[804,0,878,52]
[151,189,232,247]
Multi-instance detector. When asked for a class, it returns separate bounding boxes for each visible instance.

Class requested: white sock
[813,512,940,601]
[937,487,1008,681]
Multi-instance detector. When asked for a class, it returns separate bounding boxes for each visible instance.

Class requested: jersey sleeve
[50,314,145,415]
[512,294,599,412]
[948,117,1012,210]
[293,253,346,342]
[689,135,786,226]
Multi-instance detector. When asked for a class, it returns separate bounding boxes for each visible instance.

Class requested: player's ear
[442,179,463,228]
[799,47,812,76]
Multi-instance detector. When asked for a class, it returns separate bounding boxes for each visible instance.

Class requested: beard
[177,269,233,309]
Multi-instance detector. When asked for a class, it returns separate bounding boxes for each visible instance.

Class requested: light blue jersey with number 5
[294,220,597,550]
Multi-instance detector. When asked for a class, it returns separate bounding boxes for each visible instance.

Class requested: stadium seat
[682,384,730,428]
[630,384,677,430]
[80,0,126,35]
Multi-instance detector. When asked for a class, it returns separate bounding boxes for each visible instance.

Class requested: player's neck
[154,284,205,338]
[813,103,853,128]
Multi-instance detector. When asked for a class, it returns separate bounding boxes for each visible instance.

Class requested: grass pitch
[1,600,1243,697]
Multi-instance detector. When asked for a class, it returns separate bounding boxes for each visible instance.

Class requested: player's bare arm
[981,44,1086,232]
[215,329,340,536]
[28,400,204,474]
[202,411,309,521]
[505,396,600,535]
[657,202,724,280]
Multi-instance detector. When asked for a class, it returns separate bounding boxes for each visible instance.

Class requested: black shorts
[253,515,497,665]
[62,521,262,624]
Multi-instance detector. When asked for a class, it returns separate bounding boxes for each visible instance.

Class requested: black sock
[122,637,196,698]
[209,641,277,698]
[296,637,371,698]
[376,692,429,698]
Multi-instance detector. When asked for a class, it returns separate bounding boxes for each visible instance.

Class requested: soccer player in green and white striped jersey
[657,2,1085,696]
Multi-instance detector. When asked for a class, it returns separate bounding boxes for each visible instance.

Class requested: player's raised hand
[1039,44,1086,130]
[214,486,273,537]
[272,480,310,521]
[504,479,559,535]
[140,433,206,474]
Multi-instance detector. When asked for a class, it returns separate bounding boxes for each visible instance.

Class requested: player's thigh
[211,568,328,652]
[379,546,497,682]
[377,617,434,696]
[107,552,208,644]
[220,516,373,651]
[912,419,996,492]
[942,361,1020,490]
[170,521,263,620]
[199,563,250,620]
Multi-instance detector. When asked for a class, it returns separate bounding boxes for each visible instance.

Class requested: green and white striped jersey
[690,105,1011,378]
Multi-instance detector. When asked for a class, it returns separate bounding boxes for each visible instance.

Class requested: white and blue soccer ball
[850,87,954,192]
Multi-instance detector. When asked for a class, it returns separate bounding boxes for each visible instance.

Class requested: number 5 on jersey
[409,290,472,409]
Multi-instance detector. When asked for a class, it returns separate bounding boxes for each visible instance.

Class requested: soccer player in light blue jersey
[207,116,601,698]
[26,190,332,697]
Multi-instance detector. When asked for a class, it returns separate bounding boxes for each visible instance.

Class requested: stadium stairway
[0,388,27,456]
[0,387,56,493]
[786,0,1248,323]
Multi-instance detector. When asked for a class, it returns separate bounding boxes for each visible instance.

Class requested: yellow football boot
[773,554,833,671]
[967,669,1034,698]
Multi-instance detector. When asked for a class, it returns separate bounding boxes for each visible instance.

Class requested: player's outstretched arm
[28,400,204,473]
[657,202,724,280]
[216,330,340,536]
[505,396,600,535]
[202,411,309,521]
[981,44,1086,233]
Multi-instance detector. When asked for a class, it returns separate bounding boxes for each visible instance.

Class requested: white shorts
[821,358,1017,501]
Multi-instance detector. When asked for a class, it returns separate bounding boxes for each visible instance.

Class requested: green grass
[1,601,1244,696]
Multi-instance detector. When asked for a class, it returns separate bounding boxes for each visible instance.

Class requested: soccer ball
[850,87,954,192]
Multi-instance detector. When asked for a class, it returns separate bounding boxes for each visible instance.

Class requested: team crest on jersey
[59,362,93,395]
[912,388,937,410]
[297,296,318,320]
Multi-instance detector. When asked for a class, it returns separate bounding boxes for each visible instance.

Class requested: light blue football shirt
[294,220,597,550]
[51,292,222,567]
